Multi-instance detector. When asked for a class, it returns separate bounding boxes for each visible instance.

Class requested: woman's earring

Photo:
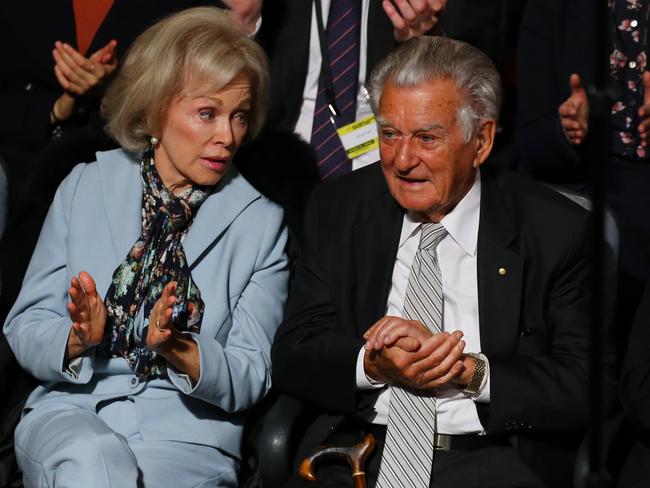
[150,136,159,146]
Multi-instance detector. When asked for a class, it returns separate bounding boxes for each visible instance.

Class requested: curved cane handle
[299,433,375,487]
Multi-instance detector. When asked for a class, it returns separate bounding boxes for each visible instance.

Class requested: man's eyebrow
[416,123,445,132]
[376,116,445,133]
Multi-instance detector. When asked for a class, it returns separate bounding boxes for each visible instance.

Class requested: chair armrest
[258,394,307,486]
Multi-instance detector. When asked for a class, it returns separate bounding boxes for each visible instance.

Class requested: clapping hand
[50,39,117,122]
[382,0,446,43]
[146,281,179,353]
[66,271,107,359]
[52,39,117,96]
[559,73,589,146]
[145,281,201,381]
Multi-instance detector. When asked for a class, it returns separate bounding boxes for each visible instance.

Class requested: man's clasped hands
[363,316,475,391]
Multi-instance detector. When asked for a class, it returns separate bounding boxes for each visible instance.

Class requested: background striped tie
[310,0,361,180]
[376,223,448,488]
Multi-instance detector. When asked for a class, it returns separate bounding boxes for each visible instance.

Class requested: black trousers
[283,422,544,488]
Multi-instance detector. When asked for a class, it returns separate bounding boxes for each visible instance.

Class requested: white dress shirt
[355,171,490,435]
[294,0,380,170]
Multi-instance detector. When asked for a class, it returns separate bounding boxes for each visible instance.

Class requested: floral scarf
[97,151,209,379]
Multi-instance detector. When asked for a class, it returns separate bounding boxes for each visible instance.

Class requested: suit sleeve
[167,199,289,412]
[486,212,615,434]
[3,163,97,384]
[272,187,366,416]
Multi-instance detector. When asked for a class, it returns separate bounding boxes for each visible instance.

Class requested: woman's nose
[211,118,234,147]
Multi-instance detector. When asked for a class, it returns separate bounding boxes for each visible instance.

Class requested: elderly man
[272,37,605,488]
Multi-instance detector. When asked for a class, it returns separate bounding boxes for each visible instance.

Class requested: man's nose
[394,139,418,171]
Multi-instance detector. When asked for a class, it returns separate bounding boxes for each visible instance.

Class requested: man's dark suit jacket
[272,162,614,487]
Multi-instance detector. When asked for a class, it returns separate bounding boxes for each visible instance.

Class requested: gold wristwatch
[462,352,486,395]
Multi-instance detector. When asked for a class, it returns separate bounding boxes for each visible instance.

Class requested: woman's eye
[199,109,215,121]
[233,111,249,125]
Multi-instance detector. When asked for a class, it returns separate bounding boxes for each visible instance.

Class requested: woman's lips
[200,157,228,171]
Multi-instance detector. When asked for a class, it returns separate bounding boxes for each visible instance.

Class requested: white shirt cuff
[356,346,386,389]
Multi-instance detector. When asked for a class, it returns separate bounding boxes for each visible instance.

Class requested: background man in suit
[257,0,446,179]
[272,36,612,487]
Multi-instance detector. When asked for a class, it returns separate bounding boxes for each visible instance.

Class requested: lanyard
[313,0,340,118]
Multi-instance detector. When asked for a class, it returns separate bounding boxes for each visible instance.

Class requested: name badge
[336,114,379,159]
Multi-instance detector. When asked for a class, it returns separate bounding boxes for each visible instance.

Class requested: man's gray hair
[368,36,502,142]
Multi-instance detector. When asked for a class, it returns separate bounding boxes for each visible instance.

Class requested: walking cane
[299,433,375,488]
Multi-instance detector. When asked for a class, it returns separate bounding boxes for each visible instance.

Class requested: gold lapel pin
[498,267,507,276]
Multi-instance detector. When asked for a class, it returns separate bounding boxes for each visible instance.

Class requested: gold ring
[155,319,165,332]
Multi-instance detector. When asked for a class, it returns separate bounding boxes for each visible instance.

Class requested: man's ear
[473,119,496,168]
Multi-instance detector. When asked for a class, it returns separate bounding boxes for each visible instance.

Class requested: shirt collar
[398,170,481,257]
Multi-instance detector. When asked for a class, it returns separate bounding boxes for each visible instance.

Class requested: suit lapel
[183,169,259,269]
[477,169,523,355]
[353,168,403,335]
[97,150,142,266]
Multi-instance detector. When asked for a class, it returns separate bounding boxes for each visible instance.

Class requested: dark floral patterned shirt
[610,0,650,161]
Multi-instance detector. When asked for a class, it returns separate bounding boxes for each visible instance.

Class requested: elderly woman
[3,7,287,488]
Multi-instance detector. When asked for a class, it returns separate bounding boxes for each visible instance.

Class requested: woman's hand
[50,40,118,123]
[66,271,107,359]
[146,281,178,352]
[147,281,201,382]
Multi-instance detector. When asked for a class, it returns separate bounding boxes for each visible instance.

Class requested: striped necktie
[376,223,448,488]
[310,0,361,180]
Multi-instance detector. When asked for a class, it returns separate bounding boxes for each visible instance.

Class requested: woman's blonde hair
[103,7,269,152]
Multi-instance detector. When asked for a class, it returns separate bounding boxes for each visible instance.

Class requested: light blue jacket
[3,148,289,459]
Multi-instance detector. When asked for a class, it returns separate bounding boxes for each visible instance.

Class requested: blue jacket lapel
[97,150,142,265]
[96,149,261,271]
[183,168,259,268]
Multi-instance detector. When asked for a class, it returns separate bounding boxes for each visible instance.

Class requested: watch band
[462,352,486,395]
